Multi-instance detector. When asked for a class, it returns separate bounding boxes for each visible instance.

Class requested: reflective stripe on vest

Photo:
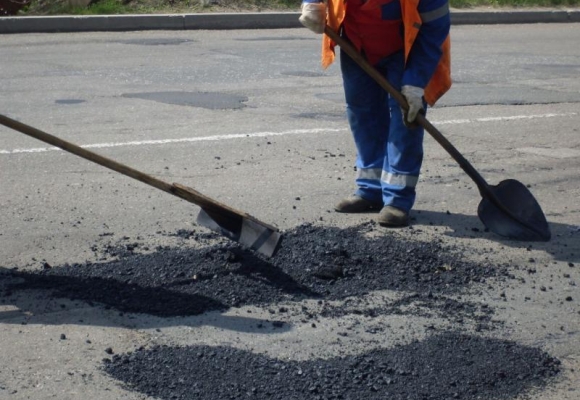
[420,2,449,23]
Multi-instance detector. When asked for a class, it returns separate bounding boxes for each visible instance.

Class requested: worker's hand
[401,85,425,127]
[299,2,326,34]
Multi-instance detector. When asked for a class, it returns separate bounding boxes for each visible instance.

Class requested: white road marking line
[430,112,577,125]
[1,112,577,156]
[0,128,343,155]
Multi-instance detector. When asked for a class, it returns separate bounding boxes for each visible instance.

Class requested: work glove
[401,85,425,127]
[299,2,326,34]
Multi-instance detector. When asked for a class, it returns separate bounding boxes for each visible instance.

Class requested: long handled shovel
[0,114,282,257]
[324,26,551,242]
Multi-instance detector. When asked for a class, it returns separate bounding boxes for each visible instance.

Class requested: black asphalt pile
[4,223,508,321]
[104,332,560,400]
[316,293,495,331]
[271,223,508,297]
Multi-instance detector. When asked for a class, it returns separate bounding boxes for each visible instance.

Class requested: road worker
[300,0,451,226]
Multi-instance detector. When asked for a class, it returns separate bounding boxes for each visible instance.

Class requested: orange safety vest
[342,0,404,67]
[322,0,451,106]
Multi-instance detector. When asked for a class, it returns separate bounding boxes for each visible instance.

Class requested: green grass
[84,0,132,14]
[451,0,579,7]
[21,0,302,15]
[18,0,580,16]
[60,0,134,15]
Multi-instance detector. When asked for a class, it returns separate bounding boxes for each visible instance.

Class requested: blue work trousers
[340,48,425,212]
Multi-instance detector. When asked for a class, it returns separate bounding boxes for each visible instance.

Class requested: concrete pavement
[1,8,580,34]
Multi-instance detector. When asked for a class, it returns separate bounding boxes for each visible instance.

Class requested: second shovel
[324,26,550,242]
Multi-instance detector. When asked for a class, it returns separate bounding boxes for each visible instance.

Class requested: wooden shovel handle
[0,113,277,232]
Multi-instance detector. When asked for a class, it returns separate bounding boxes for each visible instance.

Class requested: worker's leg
[379,51,426,212]
[339,47,391,205]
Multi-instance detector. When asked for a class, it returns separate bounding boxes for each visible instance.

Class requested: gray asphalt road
[1,24,579,400]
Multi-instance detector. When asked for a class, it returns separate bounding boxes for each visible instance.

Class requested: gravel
[1,223,562,399]
[104,332,560,400]
[4,223,509,321]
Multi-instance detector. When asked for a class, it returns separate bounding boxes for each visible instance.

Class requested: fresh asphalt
[1,8,580,34]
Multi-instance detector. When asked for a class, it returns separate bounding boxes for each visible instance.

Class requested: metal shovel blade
[477,179,551,241]
[197,209,282,257]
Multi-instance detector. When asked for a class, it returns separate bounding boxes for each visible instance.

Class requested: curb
[451,9,580,24]
[0,10,579,34]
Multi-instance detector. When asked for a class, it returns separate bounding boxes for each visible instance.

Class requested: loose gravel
[4,223,507,324]
[1,223,562,400]
[104,332,560,400]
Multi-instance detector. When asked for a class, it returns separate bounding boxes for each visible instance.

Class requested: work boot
[334,195,382,213]
[377,205,409,227]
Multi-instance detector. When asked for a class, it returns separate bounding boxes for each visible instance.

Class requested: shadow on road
[413,209,580,263]
[0,223,507,332]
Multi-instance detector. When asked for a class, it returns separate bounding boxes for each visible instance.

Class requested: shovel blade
[197,209,282,257]
[477,179,550,242]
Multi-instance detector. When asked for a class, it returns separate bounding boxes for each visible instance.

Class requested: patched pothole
[280,71,327,78]
[235,37,313,42]
[55,99,86,105]
[121,91,248,109]
[115,38,194,46]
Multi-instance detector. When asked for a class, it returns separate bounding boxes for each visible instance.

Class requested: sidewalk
[1,8,579,34]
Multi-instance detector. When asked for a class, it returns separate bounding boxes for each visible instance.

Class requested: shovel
[324,26,550,242]
[0,114,282,257]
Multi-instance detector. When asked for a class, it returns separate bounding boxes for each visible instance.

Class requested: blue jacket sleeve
[402,0,450,89]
